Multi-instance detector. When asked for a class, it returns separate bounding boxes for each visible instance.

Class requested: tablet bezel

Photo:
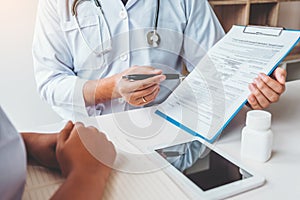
[153,139,265,200]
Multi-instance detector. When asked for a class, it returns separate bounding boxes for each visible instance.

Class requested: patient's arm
[21,132,59,169]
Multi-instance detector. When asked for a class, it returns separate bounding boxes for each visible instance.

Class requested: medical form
[156,25,300,143]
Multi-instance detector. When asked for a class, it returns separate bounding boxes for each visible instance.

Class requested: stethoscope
[71,0,161,56]
[146,0,161,47]
[72,0,112,56]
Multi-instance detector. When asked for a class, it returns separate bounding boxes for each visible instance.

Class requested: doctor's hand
[116,66,166,106]
[247,67,286,110]
[21,132,59,169]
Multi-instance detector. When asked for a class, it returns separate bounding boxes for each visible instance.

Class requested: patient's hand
[56,122,116,180]
[51,122,116,200]
[21,132,59,169]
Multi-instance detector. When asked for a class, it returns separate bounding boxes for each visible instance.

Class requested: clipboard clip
[243,25,285,37]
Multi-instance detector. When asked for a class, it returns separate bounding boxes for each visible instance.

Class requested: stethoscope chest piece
[147,31,161,48]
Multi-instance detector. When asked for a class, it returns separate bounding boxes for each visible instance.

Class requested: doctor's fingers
[258,73,285,95]
[272,68,287,84]
[129,86,160,106]
[128,85,159,104]
[248,94,262,110]
[249,83,270,109]
[254,77,281,103]
[138,86,160,106]
[132,75,165,91]
[119,75,163,94]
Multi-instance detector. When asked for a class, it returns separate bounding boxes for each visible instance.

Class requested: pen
[122,74,182,81]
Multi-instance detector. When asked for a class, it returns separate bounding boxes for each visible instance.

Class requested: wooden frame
[208,0,300,61]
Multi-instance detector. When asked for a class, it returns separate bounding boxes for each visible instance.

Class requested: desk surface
[218,80,300,199]
[24,80,300,200]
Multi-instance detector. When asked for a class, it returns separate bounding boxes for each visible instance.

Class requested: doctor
[0,107,115,199]
[33,0,286,120]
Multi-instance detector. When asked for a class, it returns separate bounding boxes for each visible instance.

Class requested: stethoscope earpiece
[147,31,161,48]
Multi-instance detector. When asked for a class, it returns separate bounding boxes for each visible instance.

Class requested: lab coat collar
[101,0,138,11]
[124,0,139,10]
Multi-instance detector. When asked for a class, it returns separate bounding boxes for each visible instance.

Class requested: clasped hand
[22,122,116,178]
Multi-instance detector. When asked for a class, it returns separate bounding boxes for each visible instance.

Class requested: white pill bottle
[241,110,273,162]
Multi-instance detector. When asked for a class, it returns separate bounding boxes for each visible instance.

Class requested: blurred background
[0,0,61,131]
[0,0,300,131]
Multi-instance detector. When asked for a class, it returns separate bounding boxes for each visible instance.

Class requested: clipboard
[155,25,300,143]
[243,25,285,37]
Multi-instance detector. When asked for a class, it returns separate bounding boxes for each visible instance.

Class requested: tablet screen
[155,140,252,191]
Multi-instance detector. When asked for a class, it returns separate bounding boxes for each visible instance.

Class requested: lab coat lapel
[125,0,139,9]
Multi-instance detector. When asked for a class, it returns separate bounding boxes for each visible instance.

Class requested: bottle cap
[246,110,272,130]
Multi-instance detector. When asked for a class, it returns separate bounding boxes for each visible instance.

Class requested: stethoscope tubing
[154,0,160,31]
[71,0,160,55]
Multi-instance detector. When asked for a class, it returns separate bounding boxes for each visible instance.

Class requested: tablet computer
[155,140,265,199]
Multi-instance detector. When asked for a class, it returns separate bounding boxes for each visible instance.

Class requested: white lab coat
[0,107,27,200]
[33,0,225,120]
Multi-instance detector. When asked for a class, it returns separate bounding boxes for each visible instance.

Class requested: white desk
[96,79,300,199]
[217,80,300,199]
[23,80,300,199]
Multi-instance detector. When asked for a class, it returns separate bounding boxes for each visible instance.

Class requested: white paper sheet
[156,25,300,142]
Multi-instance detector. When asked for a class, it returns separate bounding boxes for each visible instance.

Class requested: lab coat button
[119,11,127,20]
[118,98,125,103]
[120,53,128,61]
